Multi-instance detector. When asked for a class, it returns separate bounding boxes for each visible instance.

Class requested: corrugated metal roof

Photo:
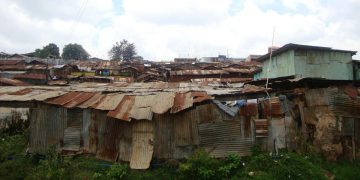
[0,89,66,101]
[107,95,135,121]
[151,92,175,114]
[170,70,229,76]
[77,93,105,108]
[129,96,153,120]
[64,92,97,108]
[95,93,125,110]
[13,73,47,80]
[170,92,193,113]
[46,92,84,106]
[0,78,29,86]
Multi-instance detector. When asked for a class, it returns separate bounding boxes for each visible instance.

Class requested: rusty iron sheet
[198,121,253,157]
[0,89,66,102]
[151,92,175,114]
[129,95,153,120]
[262,98,283,116]
[344,84,358,100]
[170,70,229,76]
[222,67,252,73]
[170,92,193,113]
[77,93,105,108]
[130,120,154,169]
[191,91,213,103]
[107,95,135,121]
[13,73,47,80]
[191,78,253,83]
[242,84,267,94]
[0,78,29,86]
[95,93,125,110]
[64,92,97,108]
[32,91,68,101]
[46,92,84,106]
[8,88,32,95]
[239,102,258,116]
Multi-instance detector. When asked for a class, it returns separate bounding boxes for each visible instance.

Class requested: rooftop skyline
[1,0,359,60]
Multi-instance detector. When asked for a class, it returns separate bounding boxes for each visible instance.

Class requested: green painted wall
[254,49,354,80]
[254,50,295,80]
[294,50,353,80]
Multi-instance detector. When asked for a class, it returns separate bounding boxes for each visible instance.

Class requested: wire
[265,26,276,91]
[67,0,90,40]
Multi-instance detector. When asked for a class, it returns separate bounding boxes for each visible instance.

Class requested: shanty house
[254,44,357,80]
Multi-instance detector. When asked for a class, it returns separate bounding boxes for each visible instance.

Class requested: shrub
[244,152,327,180]
[93,163,128,180]
[179,150,221,180]
[27,148,71,179]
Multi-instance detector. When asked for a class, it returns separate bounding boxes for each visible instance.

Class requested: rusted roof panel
[223,67,252,73]
[32,91,68,101]
[107,95,135,121]
[242,84,267,94]
[95,93,125,110]
[46,92,83,106]
[191,78,253,84]
[77,93,105,108]
[0,89,66,101]
[170,92,193,113]
[170,70,229,76]
[151,92,175,114]
[13,73,47,80]
[191,91,213,103]
[8,88,32,95]
[0,78,29,86]
[129,96,154,120]
[64,92,97,108]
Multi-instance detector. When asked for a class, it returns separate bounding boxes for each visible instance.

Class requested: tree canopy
[108,39,137,61]
[62,43,90,60]
[33,43,60,58]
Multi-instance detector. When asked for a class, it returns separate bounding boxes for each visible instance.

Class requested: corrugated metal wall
[29,103,47,153]
[46,105,67,148]
[198,120,253,157]
[28,101,256,163]
[130,120,154,169]
[63,108,82,151]
[29,104,67,153]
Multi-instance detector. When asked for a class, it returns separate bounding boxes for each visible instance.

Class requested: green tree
[62,43,90,60]
[34,43,60,58]
[108,39,137,61]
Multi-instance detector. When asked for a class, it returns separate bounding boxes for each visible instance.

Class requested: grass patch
[0,132,359,179]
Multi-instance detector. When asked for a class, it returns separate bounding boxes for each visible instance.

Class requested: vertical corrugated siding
[96,117,123,161]
[198,120,253,157]
[82,109,91,152]
[29,104,47,153]
[63,108,82,151]
[46,105,67,147]
[89,110,106,154]
[173,110,197,146]
[130,120,154,169]
[153,113,173,159]
[117,121,132,162]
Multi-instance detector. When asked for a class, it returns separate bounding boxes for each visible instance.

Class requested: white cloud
[0,0,359,60]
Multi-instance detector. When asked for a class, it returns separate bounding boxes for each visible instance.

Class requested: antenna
[265,26,276,90]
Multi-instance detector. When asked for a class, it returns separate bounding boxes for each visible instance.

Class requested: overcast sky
[1,0,359,60]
